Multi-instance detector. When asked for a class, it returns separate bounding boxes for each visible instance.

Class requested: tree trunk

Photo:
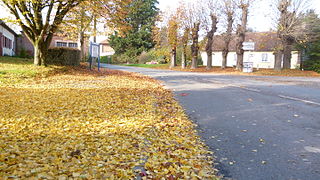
[181,47,187,69]
[191,23,200,69]
[283,44,292,69]
[207,53,213,70]
[206,14,218,70]
[221,11,234,69]
[236,3,249,71]
[170,48,177,68]
[274,50,283,71]
[79,32,85,61]
[222,50,228,69]
[33,40,47,66]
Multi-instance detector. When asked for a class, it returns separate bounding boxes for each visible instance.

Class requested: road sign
[243,62,254,73]
[89,42,101,71]
[243,42,255,51]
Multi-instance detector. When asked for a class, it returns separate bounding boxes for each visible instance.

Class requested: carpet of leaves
[0,66,218,179]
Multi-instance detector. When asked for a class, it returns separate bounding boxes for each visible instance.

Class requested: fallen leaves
[0,65,218,179]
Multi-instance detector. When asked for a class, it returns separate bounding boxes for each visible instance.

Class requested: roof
[100,39,110,45]
[0,20,18,37]
[211,32,279,52]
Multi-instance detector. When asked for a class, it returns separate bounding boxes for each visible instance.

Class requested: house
[99,39,115,56]
[201,32,301,69]
[0,20,18,56]
[17,32,89,57]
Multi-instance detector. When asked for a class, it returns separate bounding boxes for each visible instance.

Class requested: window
[261,53,268,62]
[68,43,78,48]
[3,36,12,49]
[56,42,67,47]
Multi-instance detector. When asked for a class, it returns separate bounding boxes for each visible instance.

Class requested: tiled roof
[211,32,278,52]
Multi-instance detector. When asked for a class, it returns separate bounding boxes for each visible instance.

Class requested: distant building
[17,32,89,58]
[99,39,115,56]
[201,32,301,69]
[0,20,18,56]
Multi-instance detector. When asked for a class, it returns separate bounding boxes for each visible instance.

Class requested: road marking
[278,95,320,106]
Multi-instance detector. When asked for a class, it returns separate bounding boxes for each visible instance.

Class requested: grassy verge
[0,58,218,179]
[123,63,169,68]
[141,64,320,77]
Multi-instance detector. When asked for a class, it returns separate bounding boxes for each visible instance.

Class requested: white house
[0,20,17,56]
[201,32,301,69]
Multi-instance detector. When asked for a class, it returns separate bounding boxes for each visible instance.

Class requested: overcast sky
[158,0,320,32]
[1,0,320,33]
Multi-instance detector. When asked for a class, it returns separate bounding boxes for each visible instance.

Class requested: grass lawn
[0,57,218,179]
[0,57,66,84]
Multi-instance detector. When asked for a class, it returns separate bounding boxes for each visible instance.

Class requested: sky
[1,0,320,33]
[158,0,320,32]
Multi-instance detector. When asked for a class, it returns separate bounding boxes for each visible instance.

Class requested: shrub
[304,59,320,73]
[112,54,137,64]
[138,51,153,64]
[101,56,112,64]
[46,47,81,66]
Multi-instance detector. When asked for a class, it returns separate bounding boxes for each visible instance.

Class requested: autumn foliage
[0,58,218,179]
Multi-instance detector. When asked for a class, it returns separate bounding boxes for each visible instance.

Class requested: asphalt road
[102,64,320,180]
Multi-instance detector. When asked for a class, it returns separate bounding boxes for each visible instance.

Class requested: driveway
[102,64,320,180]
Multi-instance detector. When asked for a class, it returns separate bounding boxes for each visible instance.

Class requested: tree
[185,1,206,69]
[235,0,251,71]
[59,1,93,61]
[181,28,190,69]
[108,0,159,60]
[203,0,219,70]
[168,14,179,68]
[274,0,308,70]
[1,0,82,66]
[221,0,236,69]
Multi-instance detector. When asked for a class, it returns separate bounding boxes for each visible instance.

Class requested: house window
[56,42,67,47]
[68,43,78,48]
[261,53,268,62]
[3,36,12,49]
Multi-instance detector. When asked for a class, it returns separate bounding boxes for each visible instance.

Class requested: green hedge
[46,47,81,66]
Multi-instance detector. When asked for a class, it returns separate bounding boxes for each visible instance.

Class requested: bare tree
[221,0,236,69]
[185,1,206,69]
[235,0,251,71]
[203,0,219,70]
[274,0,308,70]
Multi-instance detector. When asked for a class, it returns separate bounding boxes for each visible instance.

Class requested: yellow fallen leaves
[0,67,218,179]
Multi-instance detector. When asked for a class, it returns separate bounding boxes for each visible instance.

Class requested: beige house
[99,39,115,56]
[201,32,301,69]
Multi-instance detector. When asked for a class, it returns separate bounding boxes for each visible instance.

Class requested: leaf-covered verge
[0,57,218,179]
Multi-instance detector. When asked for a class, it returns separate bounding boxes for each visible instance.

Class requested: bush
[46,47,81,66]
[112,54,137,64]
[138,51,153,64]
[304,59,320,73]
[101,56,112,64]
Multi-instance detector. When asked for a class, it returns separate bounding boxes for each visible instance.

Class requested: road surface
[103,64,320,180]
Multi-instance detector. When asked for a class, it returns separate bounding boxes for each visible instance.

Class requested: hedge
[46,47,81,66]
